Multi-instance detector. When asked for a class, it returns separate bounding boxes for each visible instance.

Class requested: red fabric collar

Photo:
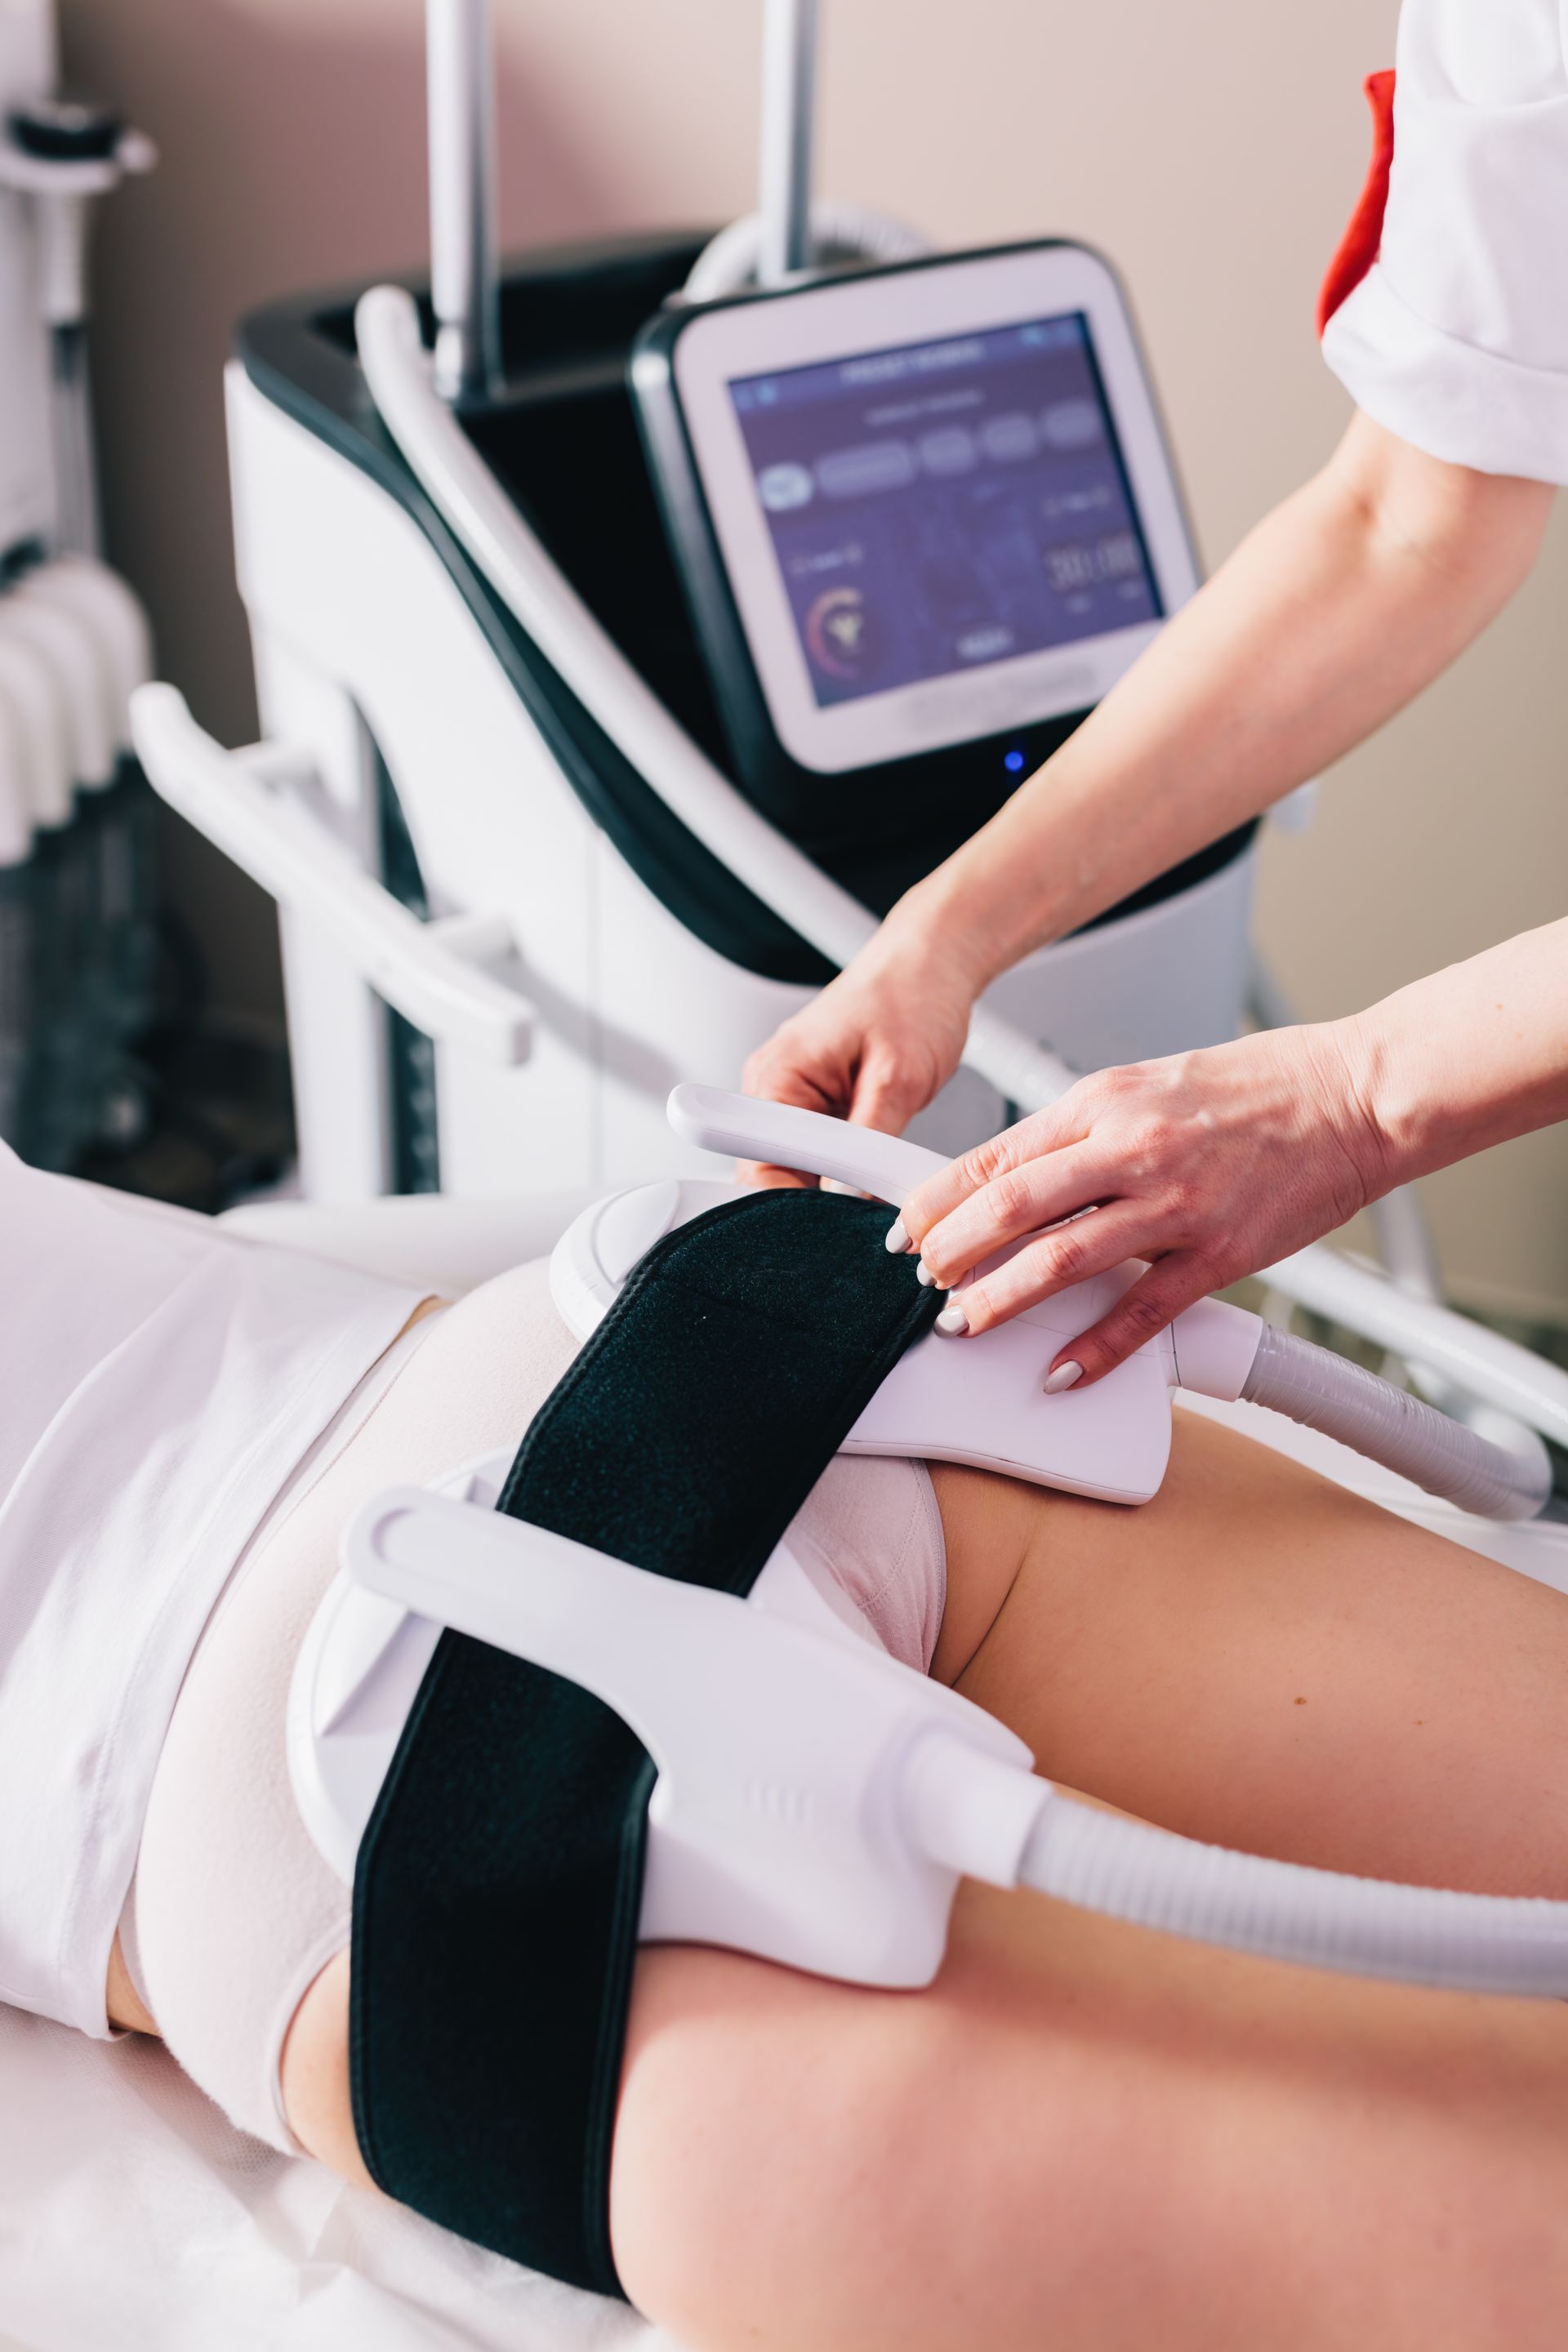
[1317,69,1396,336]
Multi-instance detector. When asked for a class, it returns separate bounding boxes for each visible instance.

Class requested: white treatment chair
[3,1178,1563,2351]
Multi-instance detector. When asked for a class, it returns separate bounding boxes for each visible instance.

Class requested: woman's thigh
[938,1410,1568,1898]
[611,1882,1568,2351]
[283,1401,1568,2342]
[283,1869,1568,2350]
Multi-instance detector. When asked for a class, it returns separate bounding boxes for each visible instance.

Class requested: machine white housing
[169,359,1253,1203]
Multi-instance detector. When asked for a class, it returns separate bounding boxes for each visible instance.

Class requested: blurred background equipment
[0,0,163,1178]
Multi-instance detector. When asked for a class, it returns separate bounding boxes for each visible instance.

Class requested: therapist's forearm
[899,413,1553,989]
[1339,916,1568,1196]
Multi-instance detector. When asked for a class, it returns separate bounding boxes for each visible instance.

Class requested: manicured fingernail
[1044,1361,1083,1394]
[884,1218,910,1254]
[936,1303,969,1335]
[915,1259,938,1288]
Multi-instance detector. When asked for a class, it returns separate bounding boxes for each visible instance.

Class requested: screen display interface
[729,312,1162,710]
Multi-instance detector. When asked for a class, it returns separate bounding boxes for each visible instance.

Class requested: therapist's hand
[740,927,982,1185]
[895,1022,1384,1385]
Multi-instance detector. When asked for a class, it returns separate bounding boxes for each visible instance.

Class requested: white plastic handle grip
[130,683,532,1067]
[668,1082,949,1206]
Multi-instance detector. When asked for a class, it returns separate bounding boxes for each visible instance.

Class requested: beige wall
[63,0,1568,1312]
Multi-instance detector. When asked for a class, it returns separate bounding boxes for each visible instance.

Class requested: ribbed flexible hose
[1241,1323,1551,1521]
[1022,1797,1568,1997]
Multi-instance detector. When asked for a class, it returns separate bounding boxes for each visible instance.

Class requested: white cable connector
[902,1732,1049,1888]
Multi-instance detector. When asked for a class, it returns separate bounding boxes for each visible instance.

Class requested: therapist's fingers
[737,1044,930,1190]
[911,1140,1111,1288]
[1032,1254,1215,1390]
[943,1199,1154,1338]
[744,1044,932,1190]
[847,1045,937,1141]
[896,1099,1090,1247]
[739,1031,852,1190]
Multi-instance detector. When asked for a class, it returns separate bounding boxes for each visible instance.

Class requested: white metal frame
[758,0,818,283]
[425,0,499,402]
[134,685,532,1065]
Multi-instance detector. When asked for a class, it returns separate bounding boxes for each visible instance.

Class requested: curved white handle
[668,1082,947,1205]
[130,683,532,1067]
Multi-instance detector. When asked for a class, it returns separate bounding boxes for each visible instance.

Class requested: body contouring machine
[131,0,1255,1214]
[127,0,1568,1478]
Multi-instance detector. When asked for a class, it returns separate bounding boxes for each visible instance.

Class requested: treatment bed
[2,1179,1562,2349]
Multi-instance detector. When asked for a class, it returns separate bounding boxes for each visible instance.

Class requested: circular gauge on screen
[804,584,880,682]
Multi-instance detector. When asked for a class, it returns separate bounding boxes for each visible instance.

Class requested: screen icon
[757,462,815,512]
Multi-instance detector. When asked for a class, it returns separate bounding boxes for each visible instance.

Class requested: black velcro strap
[348,1188,941,2296]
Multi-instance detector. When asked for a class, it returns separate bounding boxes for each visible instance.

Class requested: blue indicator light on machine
[1004,748,1026,773]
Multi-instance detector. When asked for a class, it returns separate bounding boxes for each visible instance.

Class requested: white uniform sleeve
[1321,0,1568,482]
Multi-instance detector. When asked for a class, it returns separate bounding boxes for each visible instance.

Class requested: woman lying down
[10,1140,1568,2352]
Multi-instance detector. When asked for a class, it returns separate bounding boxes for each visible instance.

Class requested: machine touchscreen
[636,242,1198,785]
[728,314,1161,710]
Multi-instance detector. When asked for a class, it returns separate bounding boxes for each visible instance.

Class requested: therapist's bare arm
[898,917,1568,1385]
[743,413,1553,1154]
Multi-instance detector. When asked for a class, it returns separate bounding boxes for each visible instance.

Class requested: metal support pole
[758,0,817,285]
[426,0,501,403]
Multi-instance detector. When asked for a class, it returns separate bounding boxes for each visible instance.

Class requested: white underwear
[122,1257,946,2153]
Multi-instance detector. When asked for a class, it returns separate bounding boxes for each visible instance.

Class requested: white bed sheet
[0,2004,682,2352]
